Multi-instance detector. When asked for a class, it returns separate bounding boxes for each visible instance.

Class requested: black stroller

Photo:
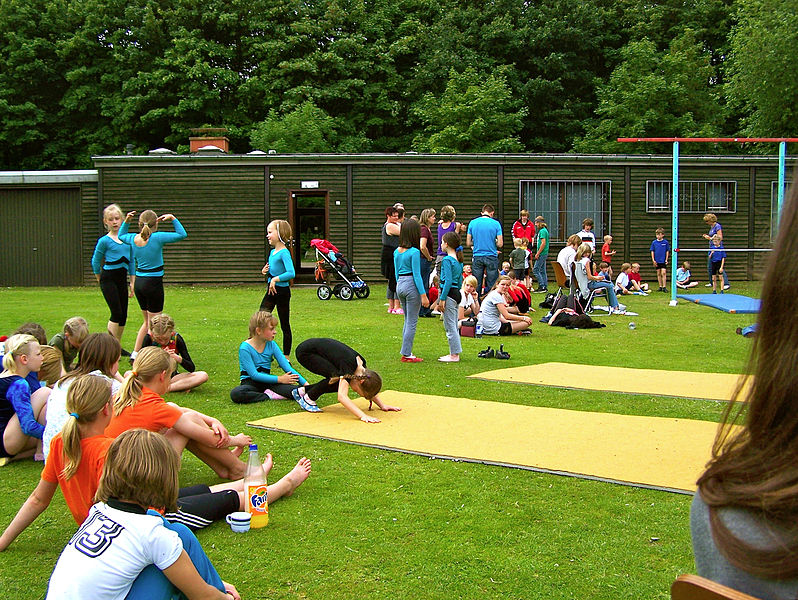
[311,238,370,301]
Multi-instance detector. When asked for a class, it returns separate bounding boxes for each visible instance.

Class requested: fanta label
[247,484,269,514]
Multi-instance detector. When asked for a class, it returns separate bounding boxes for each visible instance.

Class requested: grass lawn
[0,282,759,599]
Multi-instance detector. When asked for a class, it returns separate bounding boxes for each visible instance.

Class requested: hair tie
[70,412,80,419]
[456,245,463,252]
[129,370,138,377]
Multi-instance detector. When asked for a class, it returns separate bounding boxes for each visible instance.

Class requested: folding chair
[550,261,569,307]
[671,574,761,600]
[569,260,597,314]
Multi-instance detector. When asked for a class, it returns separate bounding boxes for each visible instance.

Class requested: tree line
[1,0,795,169]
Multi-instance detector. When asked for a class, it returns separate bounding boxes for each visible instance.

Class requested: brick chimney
[189,127,229,152]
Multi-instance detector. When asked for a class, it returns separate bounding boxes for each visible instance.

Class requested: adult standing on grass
[467,204,503,297]
[294,338,399,422]
[394,218,430,362]
[702,213,730,290]
[436,205,463,275]
[532,215,549,292]
[381,206,402,314]
[91,204,134,351]
[419,208,437,318]
[119,210,187,357]
[691,174,798,599]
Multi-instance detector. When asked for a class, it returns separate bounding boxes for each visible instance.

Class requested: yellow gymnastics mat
[248,390,724,494]
[468,362,750,402]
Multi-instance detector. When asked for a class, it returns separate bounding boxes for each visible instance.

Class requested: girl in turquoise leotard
[119,210,187,355]
[260,220,296,358]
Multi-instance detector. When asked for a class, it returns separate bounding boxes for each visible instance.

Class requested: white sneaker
[723,284,731,290]
[431,310,442,315]
[618,303,626,312]
[705,283,712,287]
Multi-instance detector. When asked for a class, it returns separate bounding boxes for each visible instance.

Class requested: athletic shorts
[498,322,513,335]
[134,275,165,313]
[711,261,723,275]
[655,262,667,270]
[0,425,11,458]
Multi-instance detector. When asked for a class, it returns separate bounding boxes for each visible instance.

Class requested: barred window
[646,181,736,213]
[518,180,610,242]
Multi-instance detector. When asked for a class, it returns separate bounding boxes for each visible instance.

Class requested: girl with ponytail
[0,374,311,551]
[119,209,187,355]
[106,347,253,480]
[294,338,400,423]
[0,374,113,550]
[42,333,121,462]
[260,219,296,359]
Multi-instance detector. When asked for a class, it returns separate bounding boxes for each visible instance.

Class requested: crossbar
[675,248,772,253]
[617,137,798,143]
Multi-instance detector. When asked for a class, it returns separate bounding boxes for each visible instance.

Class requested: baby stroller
[310,238,370,301]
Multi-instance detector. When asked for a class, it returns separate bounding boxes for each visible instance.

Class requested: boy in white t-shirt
[615,263,634,295]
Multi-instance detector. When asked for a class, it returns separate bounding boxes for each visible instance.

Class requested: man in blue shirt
[466,204,503,296]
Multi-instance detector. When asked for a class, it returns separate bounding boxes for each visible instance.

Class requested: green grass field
[0,283,758,599]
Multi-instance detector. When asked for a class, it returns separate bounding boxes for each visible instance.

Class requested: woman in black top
[294,338,400,423]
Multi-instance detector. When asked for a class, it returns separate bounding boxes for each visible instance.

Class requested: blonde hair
[703,213,718,224]
[603,234,612,243]
[95,429,179,512]
[462,275,478,289]
[567,234,582,246]
[440,205,456,222]
[63,317,89,345]
[519,209,529,218]
[575,243,593,261]
[2,334,37,373]
[114,347,174,415]
[419,208,436,225]
[268,219,293,246]
[491,275,513,291]
[138,210,158,242]
[655,227,665,235]
[620,262,632,272]
[513,237,527,248]
[249,311,279,338]
[149,314,176,338]
[61,375,112,480]
[102,204,123,228]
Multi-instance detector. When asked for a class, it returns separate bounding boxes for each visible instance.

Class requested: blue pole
[671,141,679,305]
[777,141,786,234]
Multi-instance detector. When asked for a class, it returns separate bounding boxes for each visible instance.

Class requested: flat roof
[0,170,98,184]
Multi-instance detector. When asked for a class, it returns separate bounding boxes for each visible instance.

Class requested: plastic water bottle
[244,444,268,528]
[475,323,484,337]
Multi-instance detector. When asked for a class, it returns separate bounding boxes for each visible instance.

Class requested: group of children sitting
[0,312,321,599]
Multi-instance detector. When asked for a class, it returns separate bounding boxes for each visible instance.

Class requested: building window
[771,180,793,240]
[518,180,610,242]
[645,181,737,213]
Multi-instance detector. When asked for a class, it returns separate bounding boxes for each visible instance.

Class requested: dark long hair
[399,218,421,250]
[697,172,798,578]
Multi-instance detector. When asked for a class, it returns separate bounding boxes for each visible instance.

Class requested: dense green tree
[412,67,527,153]
[726,0,798,140]
[574,30,724,154]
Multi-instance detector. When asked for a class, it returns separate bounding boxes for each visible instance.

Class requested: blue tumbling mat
[676,293,760,314]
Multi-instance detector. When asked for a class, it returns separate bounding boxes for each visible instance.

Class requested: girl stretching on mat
[260,219,296,359]
[691,173,798,599]
[91,204,134,347]
[106,346,252,480]
[44,428,239,600]
[294,338,399,423]
[438,231,464,362]
[230,311,318,412]
[0,375,312,551]
[119,210,187,356]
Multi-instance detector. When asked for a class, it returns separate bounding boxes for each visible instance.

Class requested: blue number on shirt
[69,511,124,558]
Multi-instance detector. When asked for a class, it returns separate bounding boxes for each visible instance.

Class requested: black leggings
[135,275,164,313]
[165,485,240,531]
[230,377,299,404]
[296,342,345,402]
[260,286,292,355]
[100,268,129,325]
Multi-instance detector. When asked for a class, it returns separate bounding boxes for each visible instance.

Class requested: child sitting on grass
[106,346,253,480]
[0,375,312,551]
[44,428,240,600]
[49,317,89,372]
[142,314,208,393]
[628,263,649,293]
[676,261,699,289]
[458,275,481,322]
[230,311,318,412]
